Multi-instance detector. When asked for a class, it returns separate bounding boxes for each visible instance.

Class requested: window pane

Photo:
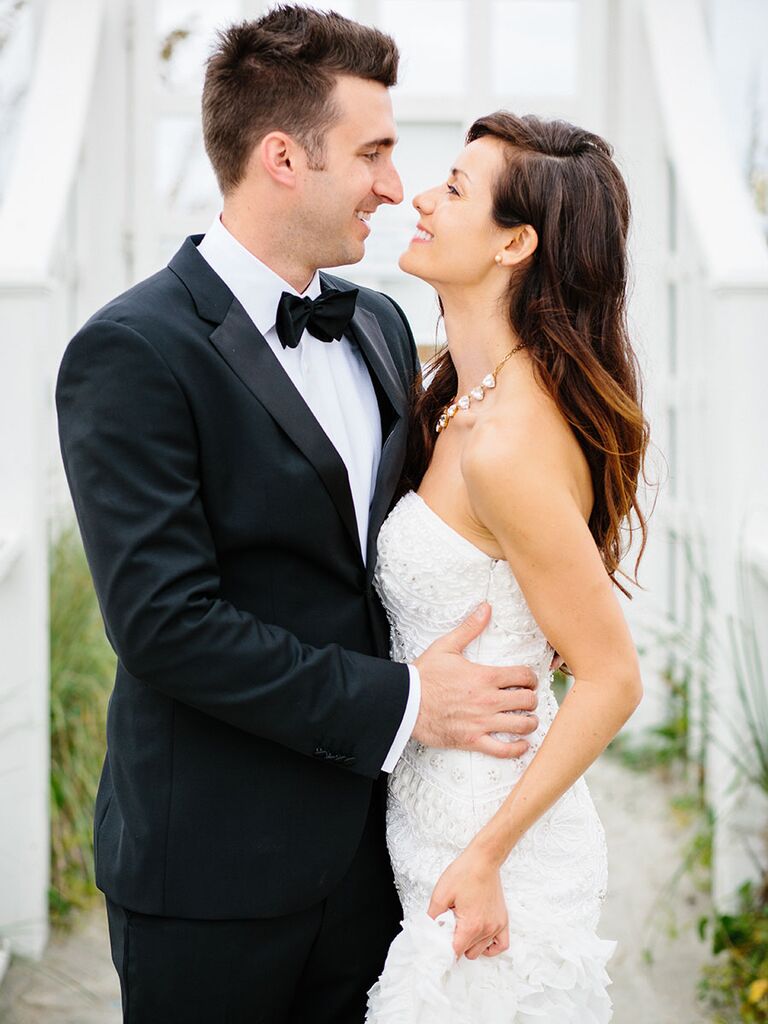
[157,0,242,94]
[667,530,678,622]
[157,1,361,94]
[667,405,677,499]
[492,0,579,97]
[381,1,466,96]
[667,280,677,376]
[156,116,217,212]
[0,1,35,204]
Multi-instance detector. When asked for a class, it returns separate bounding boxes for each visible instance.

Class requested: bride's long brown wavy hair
[403,112,652,597]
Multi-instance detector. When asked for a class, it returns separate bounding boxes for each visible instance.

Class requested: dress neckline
[408,491,506,565]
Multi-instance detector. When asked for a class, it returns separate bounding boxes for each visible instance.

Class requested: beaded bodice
[375,488,557,761]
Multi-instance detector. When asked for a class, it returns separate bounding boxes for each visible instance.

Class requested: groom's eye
[363,151,380,161]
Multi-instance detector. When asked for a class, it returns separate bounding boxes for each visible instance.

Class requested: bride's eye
[447,184,460,196]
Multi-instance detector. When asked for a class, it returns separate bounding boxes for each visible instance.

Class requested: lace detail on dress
[366,490,615,1023]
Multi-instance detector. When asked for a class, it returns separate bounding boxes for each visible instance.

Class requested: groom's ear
[257,131,300,189]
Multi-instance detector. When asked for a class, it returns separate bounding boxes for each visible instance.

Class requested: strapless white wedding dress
[366,490,617,1023]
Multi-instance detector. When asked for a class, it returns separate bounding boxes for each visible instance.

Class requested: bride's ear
[496,225,538,267]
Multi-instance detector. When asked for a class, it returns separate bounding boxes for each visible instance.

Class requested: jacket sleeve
[55,317,410,780]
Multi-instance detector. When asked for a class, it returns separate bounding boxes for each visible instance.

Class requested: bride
[366,111,650,1022]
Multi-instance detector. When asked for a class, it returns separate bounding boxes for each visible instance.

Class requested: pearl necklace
[435,341,529,434]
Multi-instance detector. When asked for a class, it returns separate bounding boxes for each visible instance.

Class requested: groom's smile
[355,209,375,236]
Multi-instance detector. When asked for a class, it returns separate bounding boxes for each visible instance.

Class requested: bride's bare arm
[427,415,642,959]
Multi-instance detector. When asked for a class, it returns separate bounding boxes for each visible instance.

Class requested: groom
[56,7,541,1023]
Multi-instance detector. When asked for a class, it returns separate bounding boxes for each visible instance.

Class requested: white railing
[627,0,768,910]
[0,0,104,281]
[0,0,108,959]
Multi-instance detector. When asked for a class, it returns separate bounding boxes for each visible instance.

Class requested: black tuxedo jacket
[56,235,418,919]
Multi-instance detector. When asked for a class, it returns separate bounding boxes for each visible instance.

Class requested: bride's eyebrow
[450,167,472,187]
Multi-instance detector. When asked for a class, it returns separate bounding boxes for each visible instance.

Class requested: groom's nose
[373,158,404,206]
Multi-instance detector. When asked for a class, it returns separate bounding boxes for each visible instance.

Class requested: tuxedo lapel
[335,290,410,580]
[366,416,408,580]
[347,310,408,428]
[209,300,362,561]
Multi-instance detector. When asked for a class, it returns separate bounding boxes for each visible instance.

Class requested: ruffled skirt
[366,905,617,1023]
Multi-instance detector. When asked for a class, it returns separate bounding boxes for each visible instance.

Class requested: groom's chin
[326,241,366,269]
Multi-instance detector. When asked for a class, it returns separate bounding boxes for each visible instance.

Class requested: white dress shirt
[198,214,420,772]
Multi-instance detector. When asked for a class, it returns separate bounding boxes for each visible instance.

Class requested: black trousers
[105,789,402,1023]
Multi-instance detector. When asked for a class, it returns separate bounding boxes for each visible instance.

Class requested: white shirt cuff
[380,664,421,773]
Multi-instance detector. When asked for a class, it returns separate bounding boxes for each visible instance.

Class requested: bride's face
[399,136,513,288]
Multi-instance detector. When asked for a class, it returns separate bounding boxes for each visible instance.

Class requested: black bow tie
[275,286,359,350]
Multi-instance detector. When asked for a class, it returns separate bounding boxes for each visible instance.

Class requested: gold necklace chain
[435,341,529,434]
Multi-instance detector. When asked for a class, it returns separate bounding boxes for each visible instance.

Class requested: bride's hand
[427,847,509,960]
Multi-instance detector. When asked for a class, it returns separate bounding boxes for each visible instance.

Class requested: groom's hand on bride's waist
[411,601,539,760]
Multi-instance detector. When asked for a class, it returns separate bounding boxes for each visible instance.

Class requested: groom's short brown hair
[202,5,399,195]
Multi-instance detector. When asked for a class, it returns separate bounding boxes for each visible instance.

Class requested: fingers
[481,924,510,958]
[444,601,492,653]
[494,715,538,736]
[452,921,481,960]
[455,923,508,960]
[464,937,492,960]
[474,735,530,759]
[427,893,449,920]
[493,664,538,690]
[492,712,538,735]
[499,687,538,713]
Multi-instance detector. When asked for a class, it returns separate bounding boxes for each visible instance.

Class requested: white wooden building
[0,0,766,963]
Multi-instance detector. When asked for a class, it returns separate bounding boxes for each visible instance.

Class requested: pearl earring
[494,254,503,264]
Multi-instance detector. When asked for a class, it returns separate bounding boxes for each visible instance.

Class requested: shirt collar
[197,213,322,336]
